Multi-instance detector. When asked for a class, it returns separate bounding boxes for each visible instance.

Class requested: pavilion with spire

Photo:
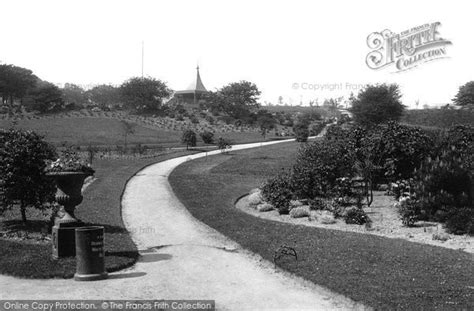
[174,66,208,106]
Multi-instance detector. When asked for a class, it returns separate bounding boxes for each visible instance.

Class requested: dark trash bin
[74,226,108,281]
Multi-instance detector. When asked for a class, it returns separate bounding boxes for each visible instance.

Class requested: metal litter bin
[74,226,108,281]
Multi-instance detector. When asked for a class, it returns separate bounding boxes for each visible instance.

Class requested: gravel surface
[236,192,473,254]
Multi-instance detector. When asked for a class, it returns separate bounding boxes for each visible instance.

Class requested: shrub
[200,131,214,144]
[247,192,263,206]
[320,213,337,224]
[444,207,474,235]
[344,207,370,225]
[190,115,199,124]
[216,137,232,153]
[0,128,57,223]
[291,140,354,199]
[205,115,215,124]
[289,206,310,218]
[181,129,197,149]
[257,203,274,212]
[293,122,309,142]
[376,122,433,181]
[261,172,293,214]
[289,200,304,208]
[309,122,325,136]
[308,198,329,210]
[398,196,421,227]
[432,232,450,242]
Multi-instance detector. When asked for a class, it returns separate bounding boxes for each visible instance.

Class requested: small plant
[398,196,421,227]
[257,203,274,212]
[247,192,263,207]
[308,198,329,210]
[261,171,293,214]
[289,206,310,218]
[328,200,345,218]
[190,115,199,124]
[344,207,370,225]
[432,232,450,242]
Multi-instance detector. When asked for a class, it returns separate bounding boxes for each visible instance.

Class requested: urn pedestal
[47,171,92,259]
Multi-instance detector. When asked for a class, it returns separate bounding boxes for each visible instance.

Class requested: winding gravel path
[0,137,367,310]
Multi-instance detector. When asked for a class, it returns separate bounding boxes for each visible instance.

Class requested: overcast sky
[1,0,473,108]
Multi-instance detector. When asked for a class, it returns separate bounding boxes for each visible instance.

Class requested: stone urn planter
[47,170,93,258]
[47,171,93,225]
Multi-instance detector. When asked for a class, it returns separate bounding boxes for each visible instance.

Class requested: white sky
[1,0,473,108]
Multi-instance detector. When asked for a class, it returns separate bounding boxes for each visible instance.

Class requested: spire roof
[176,66,207,94]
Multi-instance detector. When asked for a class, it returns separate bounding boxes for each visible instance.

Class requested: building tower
[174,66,208,106]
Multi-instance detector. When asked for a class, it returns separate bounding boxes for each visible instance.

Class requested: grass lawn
[0,117,281,148]
[169,141,474,310]
[0,149,198,278]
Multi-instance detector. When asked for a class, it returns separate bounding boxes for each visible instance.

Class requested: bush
[289,206,310,218]
[344,207,370,225]
[0,128,57,222]
[216,137,232,153]
[256,203,274,212]
[308,198,329,210]
[293,122,309,142]
[181,129,197,149]
[200,131,214,144]
[376,122,433,181]
[444,208,474,235]
[261,172,293,214]
[247,192,263,206]
[320,213,336,224]
[309,122,325,136]
[291,140,354,199]
[398,196,421,227]
[396,125,473,233]
[190,115,199,124]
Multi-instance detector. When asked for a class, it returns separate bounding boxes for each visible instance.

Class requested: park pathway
[0,135,367,310]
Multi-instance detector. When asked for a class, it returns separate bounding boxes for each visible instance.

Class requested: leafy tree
[0,64,38,107]
[182,129,197,149]
[293,114,311,142]
[61,83,87,108]
[453,81,474,109]
[256,109,277,139]
[120,120,136,149]
[0,128,57,223]
[350,84,405,126]
[87,84,121,109]
[200,131,214,144]
[24,81,63,113]
[203,81,261,120]
[120,77,172,113]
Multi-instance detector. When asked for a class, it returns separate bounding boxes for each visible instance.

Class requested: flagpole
[141,41,144,78]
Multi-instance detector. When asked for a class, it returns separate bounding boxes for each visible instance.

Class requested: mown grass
[0,150,197,278]
[169,141,474,310]
[0,117,279,148]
